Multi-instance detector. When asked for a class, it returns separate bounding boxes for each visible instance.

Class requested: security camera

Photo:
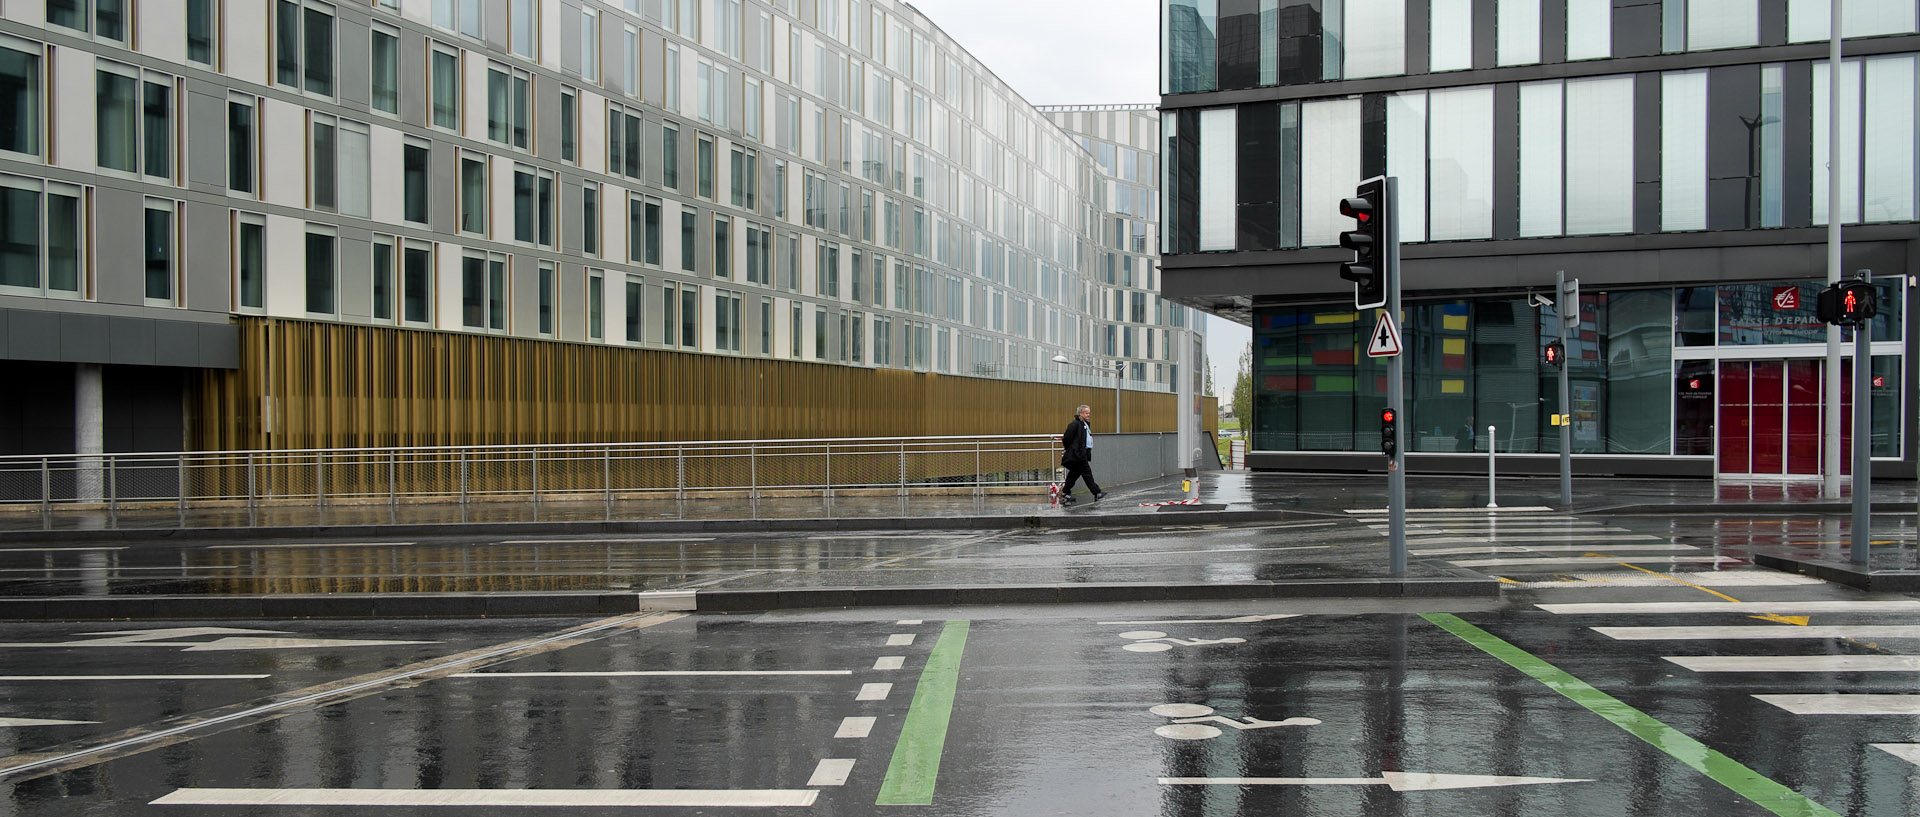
[1527,293,1554,308]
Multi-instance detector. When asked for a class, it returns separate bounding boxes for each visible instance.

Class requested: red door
[1719,359,1855,478]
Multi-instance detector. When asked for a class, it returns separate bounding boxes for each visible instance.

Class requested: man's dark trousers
[1063,459,1100,498]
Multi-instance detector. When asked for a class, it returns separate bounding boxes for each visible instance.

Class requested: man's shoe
[1094,491,1106,501]
[1061,495,1076,505]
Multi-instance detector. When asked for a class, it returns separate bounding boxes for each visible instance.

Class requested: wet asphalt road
[3,512,1920,815]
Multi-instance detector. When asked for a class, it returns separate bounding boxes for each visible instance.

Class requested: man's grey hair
[1075,405,1090,414]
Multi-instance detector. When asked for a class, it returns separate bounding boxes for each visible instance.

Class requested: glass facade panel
[1344,0,1404,80]
[1564,76,1633,235]
[1299,98,1361,247]
[1163,0,1219,94]
[1718,282,1827,345]
[1862,55,1917,223]
[1566,0,1611,61]
[1688,0,1759,51]
[1789,0,1919,42]
[1517,81,1563,237]
[304,231,333,314]
[1430,0,1472,72]
[1198,107,1235,251]
[1662,70,1708,232]
[1811,60,1862,225]
[1759,64,1784,227]
[1427,86,1493,241]
[1497,0,1540,66]
[0,45,39,157]
[1386,92,1427,242]
[1604,291,1674,454]
[0,185,38,289]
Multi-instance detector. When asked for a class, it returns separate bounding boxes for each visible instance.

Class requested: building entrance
[1716,359,1855,479]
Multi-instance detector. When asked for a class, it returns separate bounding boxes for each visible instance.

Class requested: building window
[697,135,714,198]
[661,124,680,189]
[581,8,599,84]
[1197,107,1234,251]
[560,87,577,163]
[1661,70,1709,232]
[97,65,173,180]
[1815,55,1919,225]
[227,96,256,194]
[1520,76,1634,237]
[48,0,126,42]
[431,43,460,130]
[144,200,175,305]
[583,182,600,256]
[233,213,264,310]
[665,44,680,111]
[681,209,697,271]
[0,40,40,159]
[626,25,641,97]
[745,222,771,286]
[714,215,731,278]
[1788,1,1919,43]
[187,0,218,67]
[817,241,838,297]
[813,308,826,359]
[510,0,538,59]
[311,115,370,217]
[759,297,771,354]
[1668,0,1761,52]
[488,64,532,149]
[536,262,555,336]
[372,237,394,321]
[402,242,432,325]
[772,159,786,219]
[275,0,334,96]
[714,290,742,352]
[461,252,507,330]
[587,270,604,341]
[434,0,484,38]
[0,176,85,297]
[370,26,400,114]
[304,228,335,315]
[608,104,643,178]
[403,140,429,224]
[460,153,487,235]
[731,147,758,209]
[624,276,644,342]
[663,281,697,347]
[744,78,761,141]
[1496,0,1540,67]
[513,166,554,246]
[1566,0,1612,61]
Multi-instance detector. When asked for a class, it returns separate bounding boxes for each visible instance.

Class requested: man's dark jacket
[1061,417,1092,465]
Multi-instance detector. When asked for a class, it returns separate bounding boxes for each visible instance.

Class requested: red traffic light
[1380,408,1395,423]
[1544,340,1565,368]
[1340,197,1374,223]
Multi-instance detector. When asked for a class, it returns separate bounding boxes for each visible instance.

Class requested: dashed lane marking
[807,759,857,786]
[873,656,905,670]
[857,683,892,701]
[835,717,876,738]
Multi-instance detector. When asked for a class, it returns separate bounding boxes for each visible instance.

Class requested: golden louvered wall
[190,319,1218,451]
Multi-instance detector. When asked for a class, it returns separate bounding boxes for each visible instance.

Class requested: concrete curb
[0,576,1502,621]
[0,509,1341,544]
[1580,501,1918,516]
[1749,553,1920,593]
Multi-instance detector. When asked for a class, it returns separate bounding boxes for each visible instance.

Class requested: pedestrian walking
[1059,404,1105,504]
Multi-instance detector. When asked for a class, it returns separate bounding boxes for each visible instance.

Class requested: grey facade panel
[108,317,155,365]
[1471,0,1496,70]
[1707,64,1762,231]
[1633,72,1661,234]
[562,176,584,255]
[536,73,563,164]
[643,29,664,108]
[58,313,109,362]
[8,310,57,360]
[560,1,582,76]
[559,264,585,342]
[336,16,372,110]
[1405,0,1431,76]
[152,320,201,367]
[1540,0,1566,64]
[200,322,240,369]
[512,256,538,337]
[431,140,456,236]
[1759,0,1788,46]
[1493,83,1520,241]
[1782,60,1814,228]
[338,234,373,319]
[93,187,143,307]
[182,201,229,315]
[398,27,429,127]
[186,90,227,191]
[485,1,511,53]
[1613,0,1661,58]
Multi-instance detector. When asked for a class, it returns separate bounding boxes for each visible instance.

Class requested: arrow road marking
[1100,614,1302,625]
[0,717,98,727]
[1118,631,1246,652]
[1159,772,1591,791]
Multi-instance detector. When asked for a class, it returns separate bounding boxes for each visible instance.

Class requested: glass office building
[0,0,1197,455]
[1159,0,1917,478]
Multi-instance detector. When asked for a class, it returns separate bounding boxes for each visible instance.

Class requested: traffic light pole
[1852,277,1871,566]
[1556,271,1573,507]
[1386,177,1406,576]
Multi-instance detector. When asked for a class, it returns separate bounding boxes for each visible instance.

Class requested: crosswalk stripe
[1401,535,1667,545]
[1452,556,1739,568]
[1412,544,1695,556]
[1755,694,1920,716]
[1346,506,1557,514]
[1540,601,1920,615]
[1507,575,1817,589]
[1594,625,1920,640]
[1666,655,1920,672]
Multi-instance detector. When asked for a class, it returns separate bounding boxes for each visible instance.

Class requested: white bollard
[1486,425,1498,509]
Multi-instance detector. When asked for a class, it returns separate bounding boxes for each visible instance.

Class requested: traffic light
[1379,407,1397,458]
[1816,280,1878,327]
[1544,340,1565,369]
[1339,177,1388,310]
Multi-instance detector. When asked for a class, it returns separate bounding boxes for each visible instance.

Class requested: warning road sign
[1367,313,1402,357]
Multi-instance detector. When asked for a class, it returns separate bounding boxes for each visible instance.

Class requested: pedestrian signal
[1816,280,1877,327]
[1544,340,1565,369]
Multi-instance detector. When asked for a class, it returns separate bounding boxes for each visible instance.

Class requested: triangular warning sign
[1367,313,1402,357]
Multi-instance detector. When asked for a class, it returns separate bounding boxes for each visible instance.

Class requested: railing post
[316,455,325,508]
[107,456,117,520]
[40,457,50,516]
[749,444,758,499]
[974,440,983,497]
[459,449,469,505]
[603,446,612,505]
[898,442,907,497]
[532,449,541,506]
[1486,425,1499,509]
[388,450,397,508]
[177,455,187,514]
[824,443,833,498]
[676,446,686,501]
[247,452,256,511]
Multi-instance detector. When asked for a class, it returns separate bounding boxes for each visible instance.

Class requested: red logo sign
[1773,286,1799,310]
[1688,379,1702,390]
[1873,376,1885,387]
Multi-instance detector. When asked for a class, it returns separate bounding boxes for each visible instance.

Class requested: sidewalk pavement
[0,471,1913,621]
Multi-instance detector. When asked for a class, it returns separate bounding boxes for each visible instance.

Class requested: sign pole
[1386,177,1405,575]
[1557,271,1574,507]
[1852,272,1872,566]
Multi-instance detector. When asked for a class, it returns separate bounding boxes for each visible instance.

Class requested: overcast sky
[904,0,1251,398]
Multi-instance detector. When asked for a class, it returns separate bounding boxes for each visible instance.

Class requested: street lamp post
[1051,354,1123,434]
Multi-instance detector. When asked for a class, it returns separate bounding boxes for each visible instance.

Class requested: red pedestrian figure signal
[1543,340,1565,369]
[1816,280,1877,326]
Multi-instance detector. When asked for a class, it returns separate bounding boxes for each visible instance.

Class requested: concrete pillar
[75,363,103,503]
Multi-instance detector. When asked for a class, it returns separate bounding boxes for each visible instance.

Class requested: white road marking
[1540,601,1920,615]
[1667,655,1920,672]
[835,717,875,738]
[1346,506,1557,514]
[805,534,949,540]
[1755,694,1920,715]
[856,683,892,701]
[0,547,127,553]
[451,671,852,678]
[807,759,856,786]
[1100,614,1303,625]
[1873,744,1920,767]
[0,717,97,726]
[1508,573,1823,589]
[1596,625,1920,640]
[1102,545,1332,556]
[873,656,905,670]
[0,628,433,652]
[1451,556,1740,567]
[494,538,715,544]
[0,675,268,681]
[1407,535,1667,545]
[1160,772,1590,790]
[886,633,916,646]
[0,566,242,573]
[203,542,415,549]
[1412,544,1695,555]
[896,620,923,625]
[151,789,817,807]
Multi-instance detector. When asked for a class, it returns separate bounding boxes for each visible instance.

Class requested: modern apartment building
[1158,0,1915,479]
[0,0,1203,456]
